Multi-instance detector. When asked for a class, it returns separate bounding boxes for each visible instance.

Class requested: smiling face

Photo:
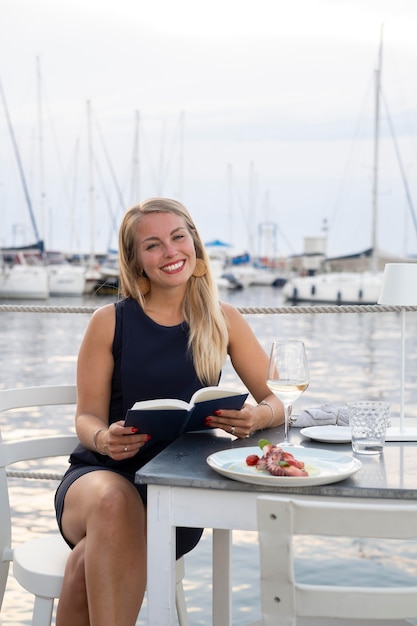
[136,211,197,291]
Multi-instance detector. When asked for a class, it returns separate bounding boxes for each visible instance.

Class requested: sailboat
[1,62,88,299]
[35,58,89,296]
[0,242,49,300]
[45,251,86,296]
[0,78,49,300]
[282,27,416,305]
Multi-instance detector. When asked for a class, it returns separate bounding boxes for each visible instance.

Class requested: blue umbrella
[204,239,232,247]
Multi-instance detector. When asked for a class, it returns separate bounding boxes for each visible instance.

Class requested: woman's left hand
[204,404,257,439]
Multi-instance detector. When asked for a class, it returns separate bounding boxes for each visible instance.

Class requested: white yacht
[0,249,49,300]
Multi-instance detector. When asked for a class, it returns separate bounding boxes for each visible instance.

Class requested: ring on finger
[231,425,235,436]
[124,446,128,452]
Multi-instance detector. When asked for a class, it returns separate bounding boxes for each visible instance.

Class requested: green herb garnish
[258,438,271,450]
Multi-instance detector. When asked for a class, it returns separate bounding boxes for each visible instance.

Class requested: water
[351,438,385,454]
[2,286,417,625]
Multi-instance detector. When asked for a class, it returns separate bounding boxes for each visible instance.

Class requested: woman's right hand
[96,421,151,459]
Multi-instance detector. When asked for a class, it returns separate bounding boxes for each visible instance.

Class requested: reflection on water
[2,288,417,625]
[2,288,417,419]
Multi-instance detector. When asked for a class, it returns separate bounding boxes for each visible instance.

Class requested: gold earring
[138,276,150,295]
[192,258,208,277]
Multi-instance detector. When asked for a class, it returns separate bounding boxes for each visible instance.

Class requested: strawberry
[246,454,260,466]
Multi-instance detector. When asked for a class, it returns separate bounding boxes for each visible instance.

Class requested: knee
[95,482,139,521]
[88,482,145,544]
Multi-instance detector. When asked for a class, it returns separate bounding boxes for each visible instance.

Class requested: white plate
[300,425,352,443]
[206,445,361,487]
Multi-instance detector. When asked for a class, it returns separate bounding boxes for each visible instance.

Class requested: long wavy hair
[118,197,229,385]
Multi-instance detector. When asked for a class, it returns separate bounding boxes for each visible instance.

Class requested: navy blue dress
[55,297,206,557]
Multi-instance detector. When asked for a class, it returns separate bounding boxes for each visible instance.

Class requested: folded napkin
[292,403,349,428]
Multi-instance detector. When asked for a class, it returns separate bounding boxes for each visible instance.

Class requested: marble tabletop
[136,425,417,500]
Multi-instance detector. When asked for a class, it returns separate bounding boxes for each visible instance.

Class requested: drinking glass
[267,340,309,445]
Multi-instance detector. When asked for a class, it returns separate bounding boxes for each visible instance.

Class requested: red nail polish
[146,435,152,441]
[205,417,212,424]
[214,410,222,416]
[131,427,139,433]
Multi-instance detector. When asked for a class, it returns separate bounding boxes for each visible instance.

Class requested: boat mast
[178,110,184,201]
[371,24,383,272]
[130,110,140,205]
[0,77,42,248]
[227,163,234,244]
[87,100,95,268]
[36,56,46,244]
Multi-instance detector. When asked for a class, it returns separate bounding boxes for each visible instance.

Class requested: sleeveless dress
[55,297,207,557]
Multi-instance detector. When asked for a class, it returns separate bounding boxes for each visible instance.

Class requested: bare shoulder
[221,301,267,371]
[91,302,116,322]
[84,303,116,341]
[221,301,247,326]
[220,301,254,344]
[221,301,242,320]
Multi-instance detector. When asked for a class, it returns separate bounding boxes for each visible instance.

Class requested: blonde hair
[118,197,229,385]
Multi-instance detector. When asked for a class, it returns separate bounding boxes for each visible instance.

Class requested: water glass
[347,401,389,455]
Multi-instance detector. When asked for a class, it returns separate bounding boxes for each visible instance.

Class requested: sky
[1,0,417,259]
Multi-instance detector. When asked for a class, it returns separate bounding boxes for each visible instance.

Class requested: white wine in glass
[267,340,309,445]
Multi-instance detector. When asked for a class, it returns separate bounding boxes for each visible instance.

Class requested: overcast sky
[1,0,417,258]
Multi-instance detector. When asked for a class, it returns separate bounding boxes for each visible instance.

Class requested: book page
[131,398,190,411]
[131,387,245,411]
[191,386,245,404]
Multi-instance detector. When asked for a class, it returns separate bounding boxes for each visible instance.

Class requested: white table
[136,426,417,625]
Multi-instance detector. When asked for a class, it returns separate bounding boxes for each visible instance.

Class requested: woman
[54,197,283,626]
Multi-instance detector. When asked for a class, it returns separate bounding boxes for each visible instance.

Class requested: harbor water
[2,285,417,625]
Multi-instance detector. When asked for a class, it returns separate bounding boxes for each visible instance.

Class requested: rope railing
[1,304,417,315]
[6,469,64,480]
[0,304,95,314]
[237,304,417,315]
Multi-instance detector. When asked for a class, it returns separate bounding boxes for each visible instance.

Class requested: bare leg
[56,539,89,626]
[56,471,147,626]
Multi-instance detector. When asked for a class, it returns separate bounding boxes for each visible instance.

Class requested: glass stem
[284,403,292,444]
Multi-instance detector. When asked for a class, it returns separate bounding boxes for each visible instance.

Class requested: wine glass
[266,340,309,445]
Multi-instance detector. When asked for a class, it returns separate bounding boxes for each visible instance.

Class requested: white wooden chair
[251,495,417,626]
[0,384,189,626]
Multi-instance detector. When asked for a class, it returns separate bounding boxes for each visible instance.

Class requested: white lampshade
[378,263,417,306]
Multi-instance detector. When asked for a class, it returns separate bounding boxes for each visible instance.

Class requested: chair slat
[257,495,417,625]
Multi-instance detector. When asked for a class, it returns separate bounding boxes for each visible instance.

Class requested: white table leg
[212,528,232,626]
[146,486,177,626]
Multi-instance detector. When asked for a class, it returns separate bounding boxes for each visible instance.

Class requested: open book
[124,386,248,440]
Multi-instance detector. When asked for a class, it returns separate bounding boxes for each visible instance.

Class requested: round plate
[206,445,361,487]
[300,425,352,443]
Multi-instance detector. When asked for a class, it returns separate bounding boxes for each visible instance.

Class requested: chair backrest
[257,495,417,625]
[0,385,78,612]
